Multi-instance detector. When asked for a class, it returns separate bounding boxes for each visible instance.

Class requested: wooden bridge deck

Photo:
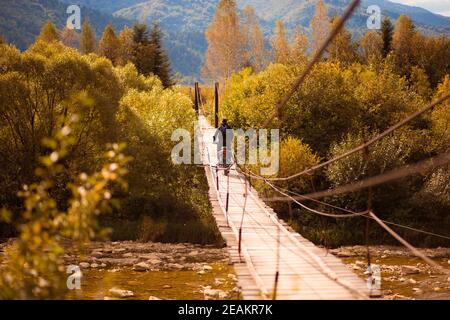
[199,115,370,300]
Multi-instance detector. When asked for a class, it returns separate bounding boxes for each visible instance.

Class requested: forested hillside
[0,0,132,51]
[2,0,450,81]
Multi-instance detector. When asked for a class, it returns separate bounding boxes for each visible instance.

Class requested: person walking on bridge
[213,119,234,174]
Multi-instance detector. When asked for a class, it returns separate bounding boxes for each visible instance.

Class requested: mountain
[62,0,450,81]
[238,0,450,34]
[0,0,133,51]
[2,0,449,82]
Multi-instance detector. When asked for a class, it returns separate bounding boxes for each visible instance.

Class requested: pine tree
[131,23,154,75]
[61,27,79,49]
[149,23,173,87]
[117,26,135,66]
[290,28,309,65]
[380,17,393,58]
[272,20,290,65]
[80,20,96,54]
[360,31,383,63]
[310,0,330,53]
[392,14,416,76]
[203,0,245,80]
[37,21,59,43]
[98,24,120,64]
[328,16,358,64]
[241,6,267,72]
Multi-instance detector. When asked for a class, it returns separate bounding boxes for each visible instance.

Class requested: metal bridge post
[225,174,230,213]
[194,82,199,115]
[216,166,219,191]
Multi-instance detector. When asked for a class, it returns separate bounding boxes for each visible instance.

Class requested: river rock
[90,263,99,268]
[79,262,90,268]
[109,288,134,298]
[168,263,184,270]
[403,266,420,275]
[113,248,126,254]
[163,285,172,289]
[412,288,423,295]
[203,288,228,300]
[91,251,103,258]
[409,278,417,284]
[149,296,162,300]
[123,253,133,258]
[203,265,213,271]
[133,262,150,272]
[188,250,199,256]
[148,259,162,265]
[138,253,159,260]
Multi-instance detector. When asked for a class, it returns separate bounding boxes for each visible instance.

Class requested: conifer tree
[360,31,383,63]
[149,23,173,87]
[310,0,330,53]
[132,23,154,75]
[380,17,393,57]
[117,26,135,66]
[392,14,416,75]
[37,21,59,43]
[290,28,309,65]
[328,16,358,64]
[61,27,79,49]
[80,20,96,54]
[98,24,120,64]
[203,0,244,80]
[272,20,290,65]
[242,6,267,72]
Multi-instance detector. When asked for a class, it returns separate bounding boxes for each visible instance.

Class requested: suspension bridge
[199,115,370,300]
[192,0,450,300]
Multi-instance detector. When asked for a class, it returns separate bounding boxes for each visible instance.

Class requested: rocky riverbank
[0,240,239,300]
[2,239,449,300]
[63,241,240,300]
[332,246,450,300]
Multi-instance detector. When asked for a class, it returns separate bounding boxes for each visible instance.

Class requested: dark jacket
[214,123,233,148]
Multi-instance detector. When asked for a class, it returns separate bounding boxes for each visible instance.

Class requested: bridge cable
[245,92,450,182]
[242,166,450,276]
[261,0,362,129]
[368,211,450,275]
[271,185,450,241]
[232,170,367,298]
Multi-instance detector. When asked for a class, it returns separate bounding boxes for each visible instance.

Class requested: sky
[389,0,450,17]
